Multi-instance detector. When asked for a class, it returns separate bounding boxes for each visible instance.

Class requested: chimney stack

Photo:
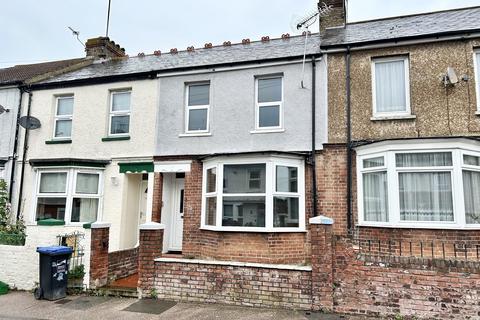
[319,0,346,32]
[85,37,126,59]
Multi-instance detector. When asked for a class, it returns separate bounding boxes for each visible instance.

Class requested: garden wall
[108,247,138,282]
[0,225,91,290]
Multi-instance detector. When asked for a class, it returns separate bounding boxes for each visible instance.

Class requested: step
[94,286,139,298]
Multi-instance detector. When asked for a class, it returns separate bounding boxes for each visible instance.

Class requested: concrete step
[94,286,138,298]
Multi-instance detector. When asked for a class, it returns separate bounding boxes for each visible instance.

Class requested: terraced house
[1,1,480,319]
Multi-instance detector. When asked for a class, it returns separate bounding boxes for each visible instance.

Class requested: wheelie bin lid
[36,246,73,255]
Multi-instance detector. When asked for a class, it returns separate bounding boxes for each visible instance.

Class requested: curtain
[40,173,67,193]
[463,170,480,224]
[76,173,99,194]
[363,171,388,222]
[363,156,384,168]
[399,172,453,221]
[396,152,452,167]
[375,60,406,112]
[71,198,98,222]
[112,92,130,111]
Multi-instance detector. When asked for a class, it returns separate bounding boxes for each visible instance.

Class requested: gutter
[320,31,480,52]
[29,54,323,91]
[16,89,32,220]
[8,87,24,202]
[345,47,353,231]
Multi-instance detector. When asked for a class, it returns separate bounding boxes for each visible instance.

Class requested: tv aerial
[291,3,333,88]
[0,104,10,115]
[68,26,85,48]
[18,116,41,130]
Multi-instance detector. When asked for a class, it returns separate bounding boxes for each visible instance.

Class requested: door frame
[168,178,185,251]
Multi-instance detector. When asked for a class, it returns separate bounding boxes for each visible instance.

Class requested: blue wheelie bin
[35,246,73,300]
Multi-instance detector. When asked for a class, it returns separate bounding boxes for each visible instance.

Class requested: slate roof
[39,35,321,84]
[34,6,480,86]
[0,58,86,85]
[321,6,480,48]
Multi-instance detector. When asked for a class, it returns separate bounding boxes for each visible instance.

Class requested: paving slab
[0,291,379,320]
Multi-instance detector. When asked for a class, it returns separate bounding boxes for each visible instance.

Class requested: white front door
[138,180,148,226]
[168,178,184,251]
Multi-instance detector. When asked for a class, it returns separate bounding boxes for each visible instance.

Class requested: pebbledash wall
[0,225,91,290]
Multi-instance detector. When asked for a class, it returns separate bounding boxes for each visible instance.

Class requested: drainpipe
[345,47,353,231]
[311,57,318,217]
[16,89,32,220]
[8,87,24,203]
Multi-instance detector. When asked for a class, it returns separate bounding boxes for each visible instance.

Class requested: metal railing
[57,231,85,288]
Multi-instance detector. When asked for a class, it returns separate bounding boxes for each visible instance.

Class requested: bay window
[34,168,102,224]
[202,156,304,232]
[357,140,480,229]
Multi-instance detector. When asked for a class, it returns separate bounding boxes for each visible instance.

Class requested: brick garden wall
[153,261,313,310]
[108,247,138,282]
[333,239,480,319]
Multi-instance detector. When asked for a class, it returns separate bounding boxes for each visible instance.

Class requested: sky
[1,0,480,68]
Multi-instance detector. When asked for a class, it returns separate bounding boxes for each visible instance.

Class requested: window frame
[185,83,210,134]
[357,140,480,229]
[371,56,411,118]
[32,168,103,226]
[255,75,284,131]
[53,95,74,140]
[201,156,305,232]
[109,90,131,137]
[473,50,480,113]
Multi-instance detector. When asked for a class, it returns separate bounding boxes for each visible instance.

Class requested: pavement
[0,291,375,320]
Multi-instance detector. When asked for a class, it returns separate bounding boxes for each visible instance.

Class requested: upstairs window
[54,96,73,139]
[35,169,102,224]
[372,56,410,117]
[109,91,131,135]
[256,76,283,130]
[186,83,210,133]
[474,51,480,112]
[202,156,304,232]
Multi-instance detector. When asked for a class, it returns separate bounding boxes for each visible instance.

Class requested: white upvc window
[33,168,103,225]
[473,50,480,113]
[357,140,480,229]
[53,96,74,139]
[201,156,305,232]
[0,164,5,180]
[185,83,210,133]
[371,56,411,118]
[255,76,283,130]
[109,90,131,136]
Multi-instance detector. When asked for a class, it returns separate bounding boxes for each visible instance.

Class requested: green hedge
[0,233,26,246]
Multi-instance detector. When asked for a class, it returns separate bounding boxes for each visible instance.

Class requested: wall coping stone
[309,215,334,225]
[91,222,111,229]
[154,257,312,271]
[139,222,165,230]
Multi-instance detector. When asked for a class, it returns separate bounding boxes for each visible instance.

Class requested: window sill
[250,128,285,134]
[102,136,131,142]
[200,226,306,233]
[45,139,72,144]
[358,223,480,230]
[179,132,212,137]
[370,115,416,121]
[475,111,480,116]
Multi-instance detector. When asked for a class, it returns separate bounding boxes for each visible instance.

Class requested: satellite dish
[446,67,459,85]
[18,116,41,130]
[0,104,9,115]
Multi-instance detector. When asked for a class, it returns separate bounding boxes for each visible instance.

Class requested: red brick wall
[89,227,109,288]
[153,261,312,309]
[316,145,353,236]
[138,228,163,292]
[108,247,138,282]
[181,159,312,264]
[333,239,480,318]
[151,173,163,223]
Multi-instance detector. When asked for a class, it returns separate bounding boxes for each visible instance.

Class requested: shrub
[0,179,26,246]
